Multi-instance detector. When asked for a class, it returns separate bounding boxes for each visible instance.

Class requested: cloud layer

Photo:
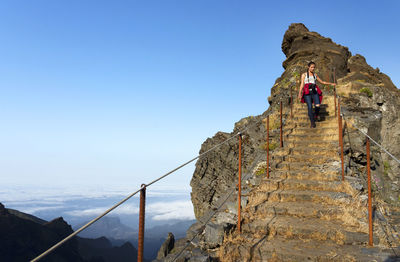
[64,200,195,221]
[2,185,194,223]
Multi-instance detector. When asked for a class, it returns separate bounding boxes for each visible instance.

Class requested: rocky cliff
[156,23,400,262]
[0,203,140,262]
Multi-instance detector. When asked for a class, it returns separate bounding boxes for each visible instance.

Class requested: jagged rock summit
[157,23,400,262]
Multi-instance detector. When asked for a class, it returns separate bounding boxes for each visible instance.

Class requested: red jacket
[301,83,323,104]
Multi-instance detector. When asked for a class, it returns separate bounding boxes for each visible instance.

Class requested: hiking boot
[310,122,316,128]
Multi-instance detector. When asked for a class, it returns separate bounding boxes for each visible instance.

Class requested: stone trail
[218,96,398,262]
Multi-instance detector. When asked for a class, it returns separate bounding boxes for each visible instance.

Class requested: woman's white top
[304,72,317,84]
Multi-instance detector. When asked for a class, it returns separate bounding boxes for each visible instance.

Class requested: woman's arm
[298,73,305,100]
[316,75,336,86]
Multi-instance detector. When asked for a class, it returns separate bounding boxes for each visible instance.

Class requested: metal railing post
[367,138,373,246]
[334,89,337,117]
[333,68,337,117]
[338,98,344,181]
[138,184,146,262]
[266,116,270,179]
[325,71,330,91]
[290,87,293,119]
[280,101,283,147]
[237,133,242,233]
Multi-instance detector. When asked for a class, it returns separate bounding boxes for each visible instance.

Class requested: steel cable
[31,112,269,262]
[338,98,400,244]
[171,106,292,261]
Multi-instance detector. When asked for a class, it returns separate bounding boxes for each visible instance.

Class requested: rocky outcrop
[281,23,351,78]
[337,54,400,205]
[157,23,400,261]
[190,117,273,219]
[156,232,175,259]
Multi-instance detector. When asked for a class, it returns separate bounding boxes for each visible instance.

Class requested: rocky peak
[0,202,8,215]
[280,23,351,80]
[180,23,400,262]
[45,217,74,237]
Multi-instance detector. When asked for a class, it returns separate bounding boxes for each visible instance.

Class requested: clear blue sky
[1,0,399,191]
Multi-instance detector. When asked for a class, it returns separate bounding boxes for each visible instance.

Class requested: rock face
[281,23,351,78]
[337,55,400,205]
[190,118,270,219]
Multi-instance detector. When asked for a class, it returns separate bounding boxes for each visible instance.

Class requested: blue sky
[1,0,399,193]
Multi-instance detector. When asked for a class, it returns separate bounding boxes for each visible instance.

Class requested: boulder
[156,232,175,259]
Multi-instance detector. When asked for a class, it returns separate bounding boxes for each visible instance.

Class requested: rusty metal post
[290,87,293,119]
[338,98,344,181]
[367,138,373,246]
[334,89,337,117]
[137,184,146,262]
[325,71,330,91]
[266,116,270,179]
[280,101,283,147]
[237,133,242,233]
[334,68,337,117]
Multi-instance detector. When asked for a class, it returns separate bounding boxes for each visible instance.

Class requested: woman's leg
[313,94,321,120]
[304,95,315,126]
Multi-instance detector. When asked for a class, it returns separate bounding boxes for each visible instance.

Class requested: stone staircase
[218,96,397,261]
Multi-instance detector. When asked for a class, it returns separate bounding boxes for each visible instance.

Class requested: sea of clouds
[1,184,195,228]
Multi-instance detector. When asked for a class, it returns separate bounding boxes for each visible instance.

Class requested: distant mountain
[76,216,137,240]
[0,202,84,261]
[7,208,47,225]
[0,202,140,262]
[78,236,142,262]
[75,216,195,260]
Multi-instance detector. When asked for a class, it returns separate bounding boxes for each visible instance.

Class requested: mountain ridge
[0,202,141,262]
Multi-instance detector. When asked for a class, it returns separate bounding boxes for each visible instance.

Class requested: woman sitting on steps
[298,61,336,128]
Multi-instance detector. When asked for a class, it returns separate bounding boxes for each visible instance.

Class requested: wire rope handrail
[30,112,271,262]
[172,99,292,261]
[171,169,255,262]
[335,92,400,248]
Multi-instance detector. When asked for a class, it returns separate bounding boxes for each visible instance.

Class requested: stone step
[271,170,341,181]
[289,126,338,135]
[285,155,340,165]
[245,201,344,222]
[271,159,340,169]
[273,160,340,172]
[287,132,338,139]
[294,109,335,116]
[241,216,370,245]
[227,236,385,262]
[292,115,337,122]
[289,147,338,157]
[249,190,352,205]
[285,140,338,148]
[294,103,330,108]
[257,178,344,192]
[285,135,338,144]
[295,121,338,128]
[293,110,334,117]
